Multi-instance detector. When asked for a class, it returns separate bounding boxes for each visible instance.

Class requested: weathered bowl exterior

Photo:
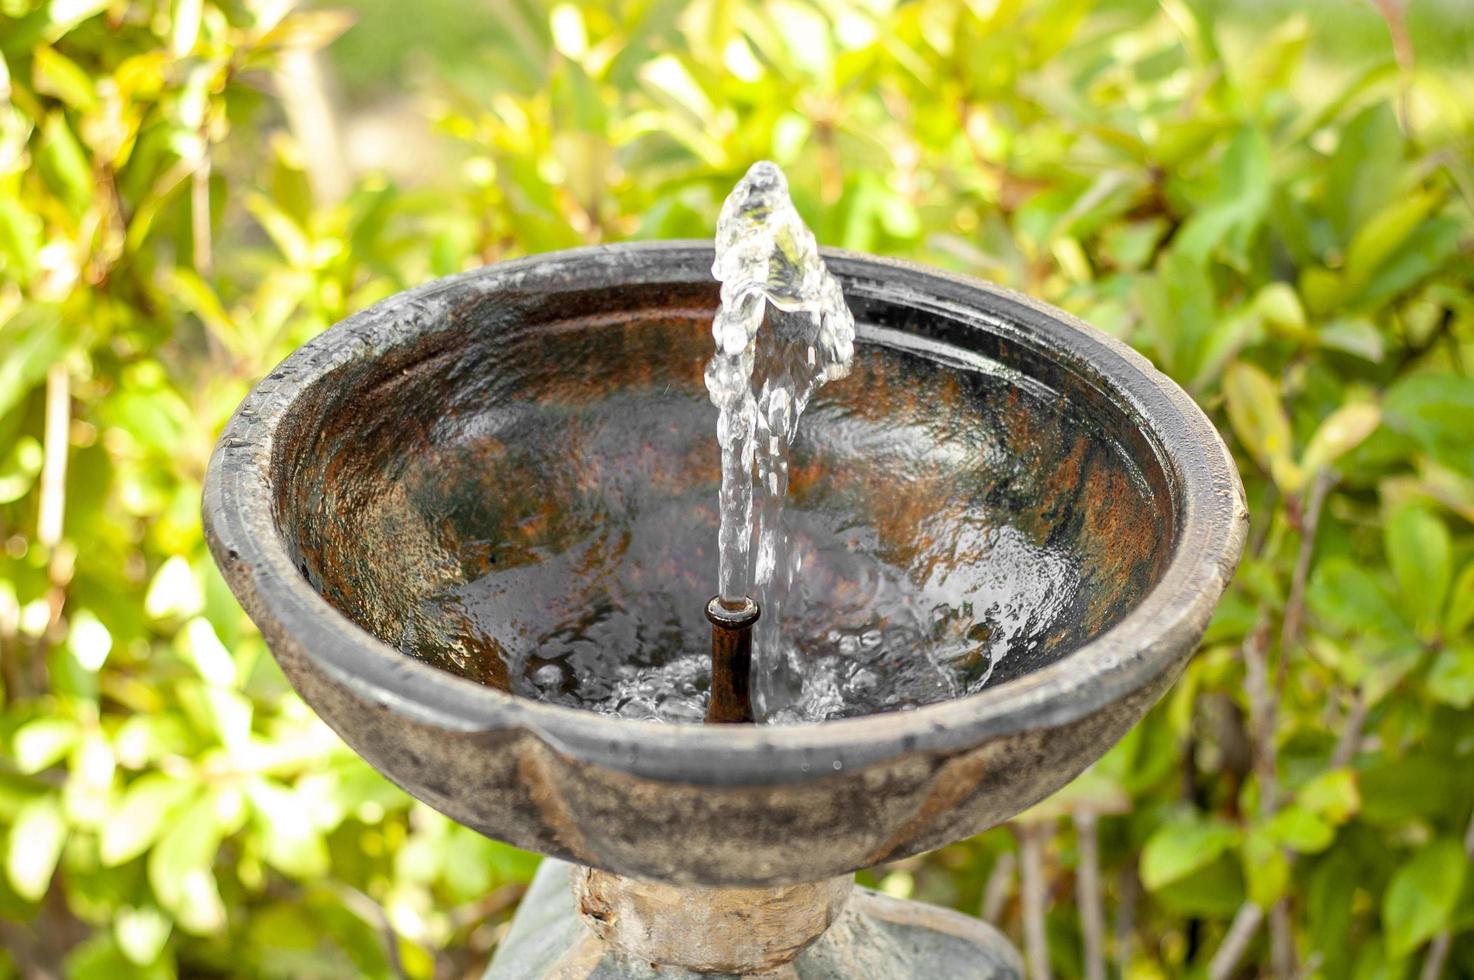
[203,244,1246,887]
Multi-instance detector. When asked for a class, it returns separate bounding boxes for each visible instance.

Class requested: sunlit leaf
[102,775,199,867]
[1428,643,1474,709]
[0,304,67,423]
[115,905,172,966]
[1224,361,1301,489]
[1141,814,1240,890]
[13,718,79,773]
[1295,768,1360,824]
[145,556,205,620]
[6,796,67,901]
[1265,804,1335,853]
[147,793,226,934]
[1300,403,1380,476]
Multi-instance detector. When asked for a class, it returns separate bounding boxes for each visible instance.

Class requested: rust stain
[860,748,993,867]
[516,740,598,865]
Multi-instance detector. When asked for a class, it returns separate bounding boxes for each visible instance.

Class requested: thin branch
[1115,867,1138,979]
[981,849,1017,924]
[1274,469,1334,914]
[326,882,407,980]
[191,154,212,276]
[1292,952,1325,980]
[1280,471,1335,657]
[1019,822,1053,980]
[1419,807,1474,980]
[1209,678,1372,978]
[1205,622,1278,978]
[1331,690,1369,768]
[1075,809,1106,980]
[1209,903,1266,980]
[1419,933,1452,980]
[37,363,69,550]
[1369,0,1416,132]
[1271,900,1295,979]
[1243,619,1278,816]
[445,882,527,932]
[274,46,349,204]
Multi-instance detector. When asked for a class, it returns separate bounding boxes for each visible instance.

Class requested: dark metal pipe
[705,596,760,724]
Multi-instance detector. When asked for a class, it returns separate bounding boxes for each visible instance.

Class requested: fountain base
[485,860,1023,979]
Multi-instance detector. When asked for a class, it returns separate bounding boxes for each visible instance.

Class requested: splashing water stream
[401,164,1114,723]
[705,162,857,719]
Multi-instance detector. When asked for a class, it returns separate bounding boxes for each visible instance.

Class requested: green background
[1,0,1472,976]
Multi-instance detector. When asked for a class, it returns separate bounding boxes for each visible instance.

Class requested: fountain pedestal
[486,860,1023,979]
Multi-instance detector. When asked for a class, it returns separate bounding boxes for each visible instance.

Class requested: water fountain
[202,169,1247,975]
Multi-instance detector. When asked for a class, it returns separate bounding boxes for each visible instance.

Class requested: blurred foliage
[0,0,1472,977]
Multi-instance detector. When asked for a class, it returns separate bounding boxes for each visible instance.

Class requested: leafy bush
[0,0,1470,977]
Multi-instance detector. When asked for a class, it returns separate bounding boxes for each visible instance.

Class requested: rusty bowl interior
[203,244,1245,885]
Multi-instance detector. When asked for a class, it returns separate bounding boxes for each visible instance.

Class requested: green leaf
[246,779,328,879]
[1223,361,1301,489]
[1137,250,1215,379]
[65,934,173,980]
[1447,562,1474,637]
[1150,852,1244,917]
[115,905,172,966]
[1384,504,1451,639]
[38,111,92,213]
[178,617,236,687]
[1242,829,1290,906]
[245,193,312,267]
[1427,643,1474,709]
[1308,558,1406,638]
[1301,403,1380,477]
[1352,217,1463,310]
[13,717,80,773]
[1341,190,1439,294]
[0,304,68,424]
[1317,317,1385,362]
[1324,103,1403,245]
[32,45,98,112]
[1265,805,1335,853]
[101,775,199,867]
[67,609,113,671]
[5,796,67,901]
[147,793,226,934]
[1252,282,1307,335]
[1383,838,1465,957]
[0,434,43,503]
[1296,769,1360,824]
[1141,814,1241,890]
[1307,849,1356,978]
[1099,218,1166,272]
[1360,756,1456,824]
[1173,125,1269,268]
[144,556,204,620]
[1384,374,1474,478]
[0,196,43,283]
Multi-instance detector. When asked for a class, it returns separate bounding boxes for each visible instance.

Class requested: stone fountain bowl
[203,242,1246,888]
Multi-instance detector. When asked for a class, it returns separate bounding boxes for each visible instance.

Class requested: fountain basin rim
[203,241,1247,787]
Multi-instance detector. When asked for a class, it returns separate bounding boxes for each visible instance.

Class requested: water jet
[203,240,1246,976]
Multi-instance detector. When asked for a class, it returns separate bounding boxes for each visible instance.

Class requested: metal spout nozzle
[705,596,760,724]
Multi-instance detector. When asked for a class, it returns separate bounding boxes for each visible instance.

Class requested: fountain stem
[572,865,852,974]
[705,596,760,723]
